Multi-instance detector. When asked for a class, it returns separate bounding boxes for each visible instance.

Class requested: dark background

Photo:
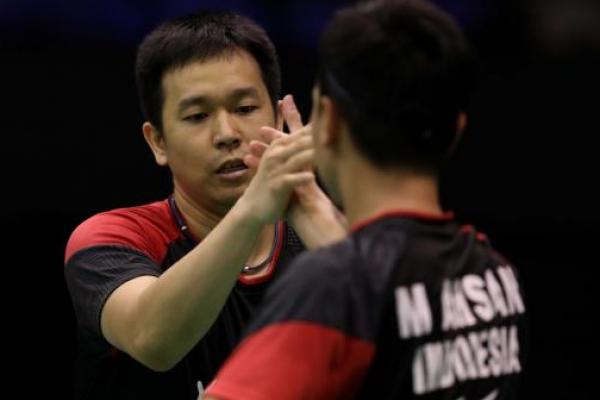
[2,0,597,397]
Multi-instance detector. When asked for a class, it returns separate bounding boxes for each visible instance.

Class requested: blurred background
[1,0,597,397]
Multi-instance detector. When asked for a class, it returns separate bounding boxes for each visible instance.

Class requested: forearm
[127,199,263,369]
[118,128,316,370]
[288,184,347,249]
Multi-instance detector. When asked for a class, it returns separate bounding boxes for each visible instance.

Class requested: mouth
[216,158,249,177]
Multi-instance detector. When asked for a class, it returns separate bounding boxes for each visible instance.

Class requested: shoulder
[264,237,366,316]
[248,236,388,341]
[283,237,355,282]
[281,226,408,284]
[65,200,179,263]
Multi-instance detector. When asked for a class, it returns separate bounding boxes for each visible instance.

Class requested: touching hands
[242,94,347,247]
[238,97,315,225]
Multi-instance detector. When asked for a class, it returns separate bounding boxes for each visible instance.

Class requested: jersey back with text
[207,212,527,400]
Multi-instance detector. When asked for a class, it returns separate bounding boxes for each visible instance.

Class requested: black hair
[136,11,281,132]
[317,0,473,174]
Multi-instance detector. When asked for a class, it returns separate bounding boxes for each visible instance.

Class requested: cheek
[314,149,331,180]
[316,143,337,179]
[244,117,274,142]
[254,107,277,127]
[167,139,210,170]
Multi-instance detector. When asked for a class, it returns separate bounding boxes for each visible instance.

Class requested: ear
[275,100,284,131]
[143,122,168,166]
[446,112,467,156]
[319,96,342,147]
[457,112,467,134]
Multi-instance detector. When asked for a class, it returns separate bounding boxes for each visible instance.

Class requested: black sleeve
[64,245,161,337]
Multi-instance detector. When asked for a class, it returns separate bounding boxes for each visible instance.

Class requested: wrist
[230,193,267,228]
[288,195,347,249]
[290,183,328,214]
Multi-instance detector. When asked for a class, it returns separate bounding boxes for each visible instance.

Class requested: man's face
[158,50,277,213]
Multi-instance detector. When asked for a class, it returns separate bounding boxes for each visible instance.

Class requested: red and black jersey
[206,211,527,400]
[64,197,305,400]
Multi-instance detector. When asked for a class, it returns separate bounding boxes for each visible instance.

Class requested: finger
[281,94,304,133]
[280,148,315,173]
[259,126,285,144]
[276,171,315,192]
[267,125,312,150]
[244,153,261,169]
[249,140,268,158]
[268,135,313,162]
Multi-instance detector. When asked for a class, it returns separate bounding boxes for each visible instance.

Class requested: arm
[257,95,348,249]
[286,178,348,249]
[100,130,315,372]
[100,202,262,372]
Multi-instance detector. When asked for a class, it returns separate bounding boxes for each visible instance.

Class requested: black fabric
[245,231,402,341]
[66,220,305,400]
[65,245,161,336]
[357,218,528,399]
[244,216,527,399]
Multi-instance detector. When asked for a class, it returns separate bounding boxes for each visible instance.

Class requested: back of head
[317,0,473,174]
[135,11,281,132]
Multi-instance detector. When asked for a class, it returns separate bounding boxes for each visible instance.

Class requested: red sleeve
[65,201,177,264]
[205,321,375,400]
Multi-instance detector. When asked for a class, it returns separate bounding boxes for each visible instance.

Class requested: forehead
[161,50,268,105]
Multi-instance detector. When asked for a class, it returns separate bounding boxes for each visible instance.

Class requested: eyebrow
[178,87,260,114]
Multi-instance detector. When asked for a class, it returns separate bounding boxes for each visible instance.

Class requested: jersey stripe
[207,321,375,400]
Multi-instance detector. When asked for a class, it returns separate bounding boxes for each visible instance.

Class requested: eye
[235,105,259,115]
[183,112,209,123]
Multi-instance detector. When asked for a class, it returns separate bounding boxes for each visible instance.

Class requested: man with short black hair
[205,1,527,398]
[64,11,344,399]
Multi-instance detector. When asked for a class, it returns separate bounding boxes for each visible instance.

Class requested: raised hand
[239,125,315,225]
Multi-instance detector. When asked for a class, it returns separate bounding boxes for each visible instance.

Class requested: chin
[222,185,248,206]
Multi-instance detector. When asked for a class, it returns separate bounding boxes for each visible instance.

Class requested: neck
[172,187,276,270]
[338,158,443,227]
[173,188,226,240]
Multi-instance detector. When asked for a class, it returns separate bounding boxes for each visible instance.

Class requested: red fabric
[206,321,375,400]
[65,200,180,263]
[238,221,286,286]
[460,224,489,243]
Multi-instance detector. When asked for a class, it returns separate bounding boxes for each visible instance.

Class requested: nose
[212,111,241,151]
